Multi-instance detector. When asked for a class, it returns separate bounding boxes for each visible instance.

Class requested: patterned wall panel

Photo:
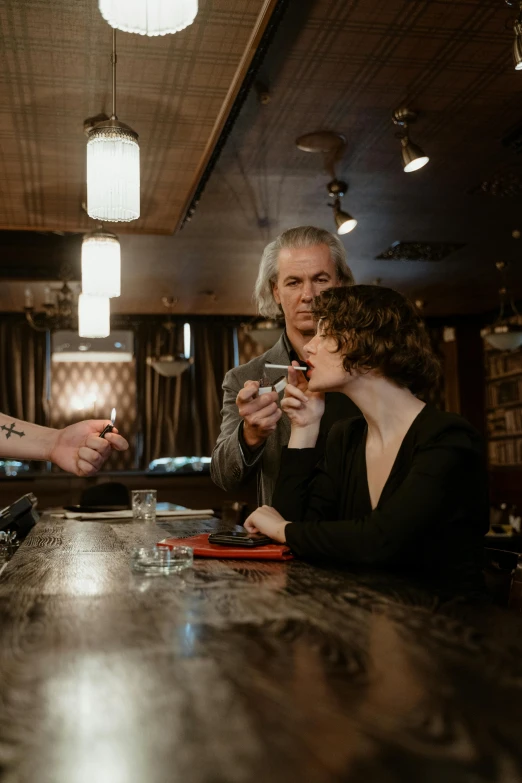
[50,361,137,471]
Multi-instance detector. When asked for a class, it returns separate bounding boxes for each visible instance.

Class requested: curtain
[135,318,235,467]
[0,315,47,425]
[191,320,235,455]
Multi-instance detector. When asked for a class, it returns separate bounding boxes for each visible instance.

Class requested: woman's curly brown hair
[311,285,441,395]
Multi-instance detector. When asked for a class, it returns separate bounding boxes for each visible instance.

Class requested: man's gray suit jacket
[210,335,293,506]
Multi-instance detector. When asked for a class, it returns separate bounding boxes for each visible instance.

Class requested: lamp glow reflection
[98,0,198,36]
[81,230,121,298]
[79,295,111,339]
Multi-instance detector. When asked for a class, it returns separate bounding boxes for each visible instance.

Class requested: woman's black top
[272,404,489,592]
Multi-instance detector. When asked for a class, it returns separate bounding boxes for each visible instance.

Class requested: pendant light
[98,0,198,36]
[79,295,111,339]
[392,107,429,173]
[86,30,140,222]
[481,261,522,351]
[81,228,121,298]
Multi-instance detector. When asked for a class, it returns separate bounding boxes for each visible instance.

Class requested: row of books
[486,348,522,379]
[486,377,522,408]
[487,407,522,436]
[488,438,522,466]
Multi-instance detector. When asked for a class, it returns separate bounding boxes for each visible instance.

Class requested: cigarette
[265,363,308,371]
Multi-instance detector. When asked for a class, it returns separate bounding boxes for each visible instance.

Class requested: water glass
[132,489,157,522]
[221,500,248,526]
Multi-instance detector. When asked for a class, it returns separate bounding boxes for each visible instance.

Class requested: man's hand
[244,505,289,543]
[236,381,282,449]
[48,420,129,477]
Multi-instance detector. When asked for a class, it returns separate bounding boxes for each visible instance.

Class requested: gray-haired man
[211,226,359,505]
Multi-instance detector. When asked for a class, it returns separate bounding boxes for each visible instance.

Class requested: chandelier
[98,0,198,36]
[86,30,140,223]
[81,228,121,298]
[481,261,522,351]
[24,282,78,332]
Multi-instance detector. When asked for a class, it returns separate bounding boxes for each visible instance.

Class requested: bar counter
[1,514,522,782]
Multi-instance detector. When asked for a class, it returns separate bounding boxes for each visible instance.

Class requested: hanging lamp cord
[111,29,117,119]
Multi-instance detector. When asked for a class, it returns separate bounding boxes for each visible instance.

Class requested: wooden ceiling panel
[0,0,277,233]
[1,0,522,317]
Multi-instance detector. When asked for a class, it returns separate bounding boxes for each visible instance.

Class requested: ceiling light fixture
[392,107,429,173]
[507,1,522,69]
[146,297,194,377]
[295,131,358,235]
[481,261,522,351]
[98,0,198,36]
[85,30,140,222]
[246,319,284,350]
[327,179,357,235]
[78,294,111,339]
[81,228,121,298]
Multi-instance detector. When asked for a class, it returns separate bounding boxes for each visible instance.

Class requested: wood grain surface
[0,515,521,783]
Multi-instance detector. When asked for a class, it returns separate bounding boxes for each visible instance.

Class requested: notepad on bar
[64,509,214,520]
[158,532,293,560]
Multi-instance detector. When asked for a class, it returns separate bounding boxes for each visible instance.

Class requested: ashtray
[130,545,193,576]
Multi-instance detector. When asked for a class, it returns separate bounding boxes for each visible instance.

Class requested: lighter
[99,408,117,439]
[258,375,287,395]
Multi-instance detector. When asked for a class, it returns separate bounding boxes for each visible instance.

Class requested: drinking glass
[132,489,157,522]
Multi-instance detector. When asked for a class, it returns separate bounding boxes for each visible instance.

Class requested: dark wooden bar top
[1,515,522,783]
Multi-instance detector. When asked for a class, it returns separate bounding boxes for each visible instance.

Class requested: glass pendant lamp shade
[87,119,140,222]
[82,230,121,298]
[79,294,111,338]
[401,137,429,173]
[98,0,198,36]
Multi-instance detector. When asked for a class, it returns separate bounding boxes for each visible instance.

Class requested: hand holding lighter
[99,408,117,439]
[258,375,287,395]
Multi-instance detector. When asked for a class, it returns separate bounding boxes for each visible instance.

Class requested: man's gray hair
[253,226,354,319]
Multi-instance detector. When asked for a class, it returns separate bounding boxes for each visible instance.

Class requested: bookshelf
[485,344,522,466]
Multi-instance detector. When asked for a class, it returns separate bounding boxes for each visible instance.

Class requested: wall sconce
[24,282,78,332]
[392,107,429,173]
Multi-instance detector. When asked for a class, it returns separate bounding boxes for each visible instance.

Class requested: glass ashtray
[130,545,193,576]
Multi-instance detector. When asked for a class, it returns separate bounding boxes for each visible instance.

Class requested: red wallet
[157,533,294,560]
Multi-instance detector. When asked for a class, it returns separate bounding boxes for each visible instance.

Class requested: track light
[333,197,357,235]
[392,108,429,173]
[515,20,522,69]
[327,180,357,235]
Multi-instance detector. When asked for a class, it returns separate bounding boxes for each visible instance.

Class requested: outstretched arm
[0,413,129,476]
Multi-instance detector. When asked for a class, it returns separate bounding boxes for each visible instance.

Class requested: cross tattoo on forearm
[0,422,26,440]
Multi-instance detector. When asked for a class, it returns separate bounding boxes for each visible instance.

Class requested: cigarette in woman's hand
[265,363,307,371]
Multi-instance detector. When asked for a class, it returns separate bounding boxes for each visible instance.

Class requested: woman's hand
[282,362,325,447]
[244,505,289,543]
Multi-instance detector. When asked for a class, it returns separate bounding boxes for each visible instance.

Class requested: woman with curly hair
[245,285,489,592]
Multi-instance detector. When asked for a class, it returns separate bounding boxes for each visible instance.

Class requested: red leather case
[157,533,294,560]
